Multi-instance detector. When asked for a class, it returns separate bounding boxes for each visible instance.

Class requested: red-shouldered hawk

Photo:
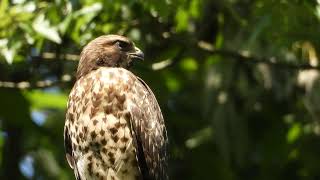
[64,35,168,180]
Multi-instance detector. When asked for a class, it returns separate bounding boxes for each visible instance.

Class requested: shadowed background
[1,0,320,179]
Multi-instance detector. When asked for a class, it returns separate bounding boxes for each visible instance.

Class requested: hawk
[64,35,168,180]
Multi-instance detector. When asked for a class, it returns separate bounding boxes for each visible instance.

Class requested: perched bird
[64,35,168,180]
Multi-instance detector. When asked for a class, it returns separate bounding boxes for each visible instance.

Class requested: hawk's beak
[129,47,144,61]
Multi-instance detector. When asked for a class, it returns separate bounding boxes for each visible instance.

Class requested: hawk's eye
[116,41,130,51]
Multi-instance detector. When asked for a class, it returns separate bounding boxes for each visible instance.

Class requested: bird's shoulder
[68,67,137,102]
[77,67,137,87]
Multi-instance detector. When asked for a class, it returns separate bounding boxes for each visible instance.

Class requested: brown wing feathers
[130,78,169,180]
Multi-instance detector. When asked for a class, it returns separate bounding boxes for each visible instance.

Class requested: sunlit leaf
[73,2,102,17]
[58,13,73,35]
[180,57,198,72]
[0,0,10,29]
[32,14,62,44]
[12,0,26,4]
[1,47,14,64]
[0,0,8,14]
[189,0,202,18]
[70,3,103,43]
[287,123,301,144]
[215,32,224,49]
[10,1,36,20]
[175,7,189,32]
[0,38,22,64]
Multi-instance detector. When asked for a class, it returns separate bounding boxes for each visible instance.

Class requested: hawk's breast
[65,68,142,180]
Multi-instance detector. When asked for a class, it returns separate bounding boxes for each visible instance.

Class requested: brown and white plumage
[64,35,168,180]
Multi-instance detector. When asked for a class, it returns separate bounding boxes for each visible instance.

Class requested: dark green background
[1,0,320,179]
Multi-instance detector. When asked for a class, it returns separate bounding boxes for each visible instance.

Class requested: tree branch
[34,52,79,61]
[1,43,319,89]
[153,41,320,71]
[0,74,73,89]
[197,41,320,70]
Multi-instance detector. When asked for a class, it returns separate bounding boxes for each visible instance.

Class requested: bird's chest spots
[72,111,139,179]
[76,110,133,157]
[66,69,141,179]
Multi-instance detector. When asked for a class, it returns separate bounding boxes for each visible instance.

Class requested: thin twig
[32,52,79,61]
[0,74,73,89]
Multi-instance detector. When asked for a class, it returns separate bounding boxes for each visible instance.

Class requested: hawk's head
[76,35,144,79]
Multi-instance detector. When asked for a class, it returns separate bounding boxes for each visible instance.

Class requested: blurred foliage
[1,0,320,179]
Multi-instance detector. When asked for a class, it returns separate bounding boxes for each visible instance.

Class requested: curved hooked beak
[129,47,144,61]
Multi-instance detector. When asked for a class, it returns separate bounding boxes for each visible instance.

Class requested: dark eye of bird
[116,41,130,51]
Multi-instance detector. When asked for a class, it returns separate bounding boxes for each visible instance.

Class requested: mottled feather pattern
[130,78,168,180]
[64,67,168,180]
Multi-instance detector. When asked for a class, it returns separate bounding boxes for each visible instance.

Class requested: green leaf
[0,39,21,64]
[32,14,62,44]
[1,47,14,64]
[70,2,103,43]
[175,7,189,32]
[0,0,8,14]
[73,2,102,17]
[180,57,198,72]
[58,13,73,35]
[0,0,10,30]
[287,123,301,144]
[10,1,35,21]
[189,0,202,18]
[23,90,68,110]
[165,74,181,92]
